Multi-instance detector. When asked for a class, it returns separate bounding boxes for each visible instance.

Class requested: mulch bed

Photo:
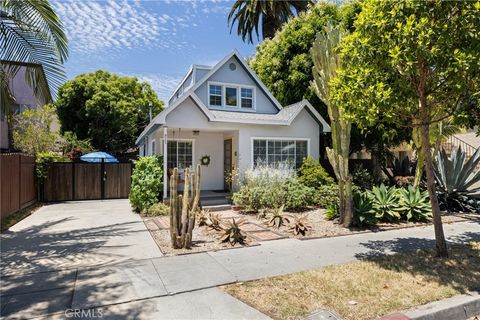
[142,209,478,256]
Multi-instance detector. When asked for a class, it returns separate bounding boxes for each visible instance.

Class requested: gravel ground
[143,209,478,255]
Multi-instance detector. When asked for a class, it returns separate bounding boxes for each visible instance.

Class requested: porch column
[163,126,168,200]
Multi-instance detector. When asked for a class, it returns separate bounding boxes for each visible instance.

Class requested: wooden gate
[43,162,132,202]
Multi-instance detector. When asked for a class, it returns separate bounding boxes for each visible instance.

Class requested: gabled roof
[135,95,330,144]
[167,64,212,104]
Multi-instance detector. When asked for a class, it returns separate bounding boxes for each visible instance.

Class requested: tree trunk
[343,178,353,227]
[413,147,424,188]
[418,94,448,257]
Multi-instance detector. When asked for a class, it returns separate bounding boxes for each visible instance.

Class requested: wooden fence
[0,154,36,219]
[43,162,133,202]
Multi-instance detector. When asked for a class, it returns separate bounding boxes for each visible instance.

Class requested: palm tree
[228,0,312,44]
[0,0,68,115]
[311,24,353,227]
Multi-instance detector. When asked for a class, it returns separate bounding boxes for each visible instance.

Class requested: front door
[223,139,233,191]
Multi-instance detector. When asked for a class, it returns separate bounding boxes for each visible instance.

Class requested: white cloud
[124,73,182,102]
[52,0,190,54]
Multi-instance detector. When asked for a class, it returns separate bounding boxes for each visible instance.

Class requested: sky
[52,0,259,102]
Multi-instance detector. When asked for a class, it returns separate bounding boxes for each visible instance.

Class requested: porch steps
[202,204,232,211]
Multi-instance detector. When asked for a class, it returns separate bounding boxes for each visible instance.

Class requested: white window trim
[207,81,256,111]
[161,138,196,171]
[250,137,310,168]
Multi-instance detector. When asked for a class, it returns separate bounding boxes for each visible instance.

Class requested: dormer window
[209,84,222,106]
[208,82,255,110]
[225,87,237,107]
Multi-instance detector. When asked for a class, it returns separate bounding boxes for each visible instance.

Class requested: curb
[384,291,480,320]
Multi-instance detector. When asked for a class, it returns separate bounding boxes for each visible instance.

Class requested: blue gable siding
[194,56,278,114]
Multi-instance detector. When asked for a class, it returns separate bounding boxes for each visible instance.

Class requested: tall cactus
[169,164,201,249]
[311,24,353,227]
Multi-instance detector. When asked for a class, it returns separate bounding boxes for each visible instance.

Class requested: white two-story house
[136,50,330,198]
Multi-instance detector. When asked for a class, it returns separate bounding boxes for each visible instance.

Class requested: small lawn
[224,242,480,320]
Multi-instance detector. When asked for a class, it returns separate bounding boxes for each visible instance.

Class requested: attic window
[209,84,222,106]
[229,63,236,71]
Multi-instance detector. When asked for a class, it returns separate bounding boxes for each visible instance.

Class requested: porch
[146,126,238,203]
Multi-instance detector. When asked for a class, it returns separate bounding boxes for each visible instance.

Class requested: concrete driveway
[0,199,162,275]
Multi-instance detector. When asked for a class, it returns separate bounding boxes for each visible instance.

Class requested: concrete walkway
[1,200,479,319]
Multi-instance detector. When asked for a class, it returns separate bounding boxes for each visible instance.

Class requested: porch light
[193,130,200,136]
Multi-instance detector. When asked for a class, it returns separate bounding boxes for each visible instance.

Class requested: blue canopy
[80,152,119,163]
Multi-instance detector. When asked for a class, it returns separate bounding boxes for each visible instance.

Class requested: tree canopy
[331,0,480,256]
[55,70,163,154]
[228,0,312,43]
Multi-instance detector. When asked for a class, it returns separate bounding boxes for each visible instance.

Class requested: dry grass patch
[224,242,480,320]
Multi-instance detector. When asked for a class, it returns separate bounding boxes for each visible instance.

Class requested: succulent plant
[196,209,209,227]
[398,185,432,221]
[368,184,402,222]
[434,146,480,212]
[352,192,376,227]
[265,205,290,229]
[220,217,247,246]
[206,212,223,231]
[288,214,312,236]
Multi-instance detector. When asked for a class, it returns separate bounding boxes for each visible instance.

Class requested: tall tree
[228,0,312,44]
[0,0,68,107]
[55,70,163,154]
[332,0,480,257]
[311,24,353,227]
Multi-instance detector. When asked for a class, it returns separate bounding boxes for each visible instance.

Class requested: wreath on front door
[200,155,211,166]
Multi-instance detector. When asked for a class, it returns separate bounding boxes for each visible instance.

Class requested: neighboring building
[0,61,56,151]
[136,50,330,197]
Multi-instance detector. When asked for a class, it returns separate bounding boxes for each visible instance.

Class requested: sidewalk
[2,220,479,319]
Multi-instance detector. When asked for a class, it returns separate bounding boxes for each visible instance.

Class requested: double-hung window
[209,85,222,106]
[167,140,193,170]
[225,87,237,107]
[241,88,253,109]
[253,139,308,169]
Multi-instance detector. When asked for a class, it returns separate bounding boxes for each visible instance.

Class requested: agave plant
[196,209,209,227]
[353,192,376,227]
[369,184,402,222]
[434,146,480,212]
[265,205,290,229]
[288,214,312,236]
[205,212,223,231]
[398,186,432,222]
[220,217,247,246]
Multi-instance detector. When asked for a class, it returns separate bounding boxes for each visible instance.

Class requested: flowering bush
[233,162,315,211]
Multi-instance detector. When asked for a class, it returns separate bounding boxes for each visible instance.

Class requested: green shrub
[232,163,316,211]
[368,184,402,222]
[129,156,163,212]
[324,205,338,220]
[353,192,376,227]
[35,152,70,182]
[315,184,339,209]
[298,156,334,189]
[142,202,170,216]
[398,185,432,222]
[352,165,376,191]
[284,179,316,211]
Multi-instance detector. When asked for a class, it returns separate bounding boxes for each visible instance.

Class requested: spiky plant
[265,205,290,229]
[434,146,480,212]
[196,209,209,227]
[206,212,223,231]
[368,184,402,222]
[352,192,376,228]
[398,185,432,222]
[220,217,247,246]
[288,214,312,236]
